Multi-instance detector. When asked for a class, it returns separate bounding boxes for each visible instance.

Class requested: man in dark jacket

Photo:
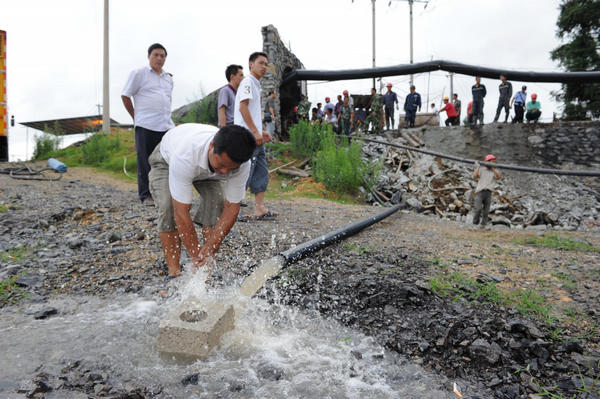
[471,76,487,125]
[493,74,512,123]
[403,85,421,128]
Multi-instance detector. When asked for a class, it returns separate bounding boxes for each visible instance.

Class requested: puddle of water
[0,267,467,398]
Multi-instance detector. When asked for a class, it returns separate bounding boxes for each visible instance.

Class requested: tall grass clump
[289,121,380,194]
[289,120,330,158]
[33,134,61,160]
[81,133,122,165]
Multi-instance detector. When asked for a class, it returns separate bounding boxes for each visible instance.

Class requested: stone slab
[157,297,234,359]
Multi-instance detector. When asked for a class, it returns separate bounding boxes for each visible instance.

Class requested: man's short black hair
[317,103,322,107]
[148,43,167,56]
[213,125,257,164]
[453,93,458,97]
[249,51,268,63]
[268,91,274,96]
[225,64,243,82]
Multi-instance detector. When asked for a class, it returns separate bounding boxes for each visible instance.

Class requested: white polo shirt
[233,74,262,133]
[159,124,250,204]
[122,66,175,132]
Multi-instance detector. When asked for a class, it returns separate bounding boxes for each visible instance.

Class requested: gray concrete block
[157,297,234,360]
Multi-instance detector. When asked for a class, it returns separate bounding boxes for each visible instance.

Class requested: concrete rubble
[360,133,600,231]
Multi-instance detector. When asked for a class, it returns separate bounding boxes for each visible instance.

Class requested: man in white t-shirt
[234,51,278,219]
[122,43,175,206]
[148,124,256,277]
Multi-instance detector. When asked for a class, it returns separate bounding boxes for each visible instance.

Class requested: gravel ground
[1,165,599,398]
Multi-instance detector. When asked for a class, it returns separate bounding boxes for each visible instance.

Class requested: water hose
[280,204,401,264]
[282,59,600,84]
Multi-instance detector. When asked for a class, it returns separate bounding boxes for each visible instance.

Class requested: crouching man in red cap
[526,94,542,123]
[472,154,502,228]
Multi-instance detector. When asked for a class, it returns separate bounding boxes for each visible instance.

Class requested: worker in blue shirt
[510,85,527,123]
[383,83,399,130]
[471,76,487,125]
[403,85,421,128]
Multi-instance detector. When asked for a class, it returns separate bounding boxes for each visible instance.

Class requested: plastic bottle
[47,158,67,173]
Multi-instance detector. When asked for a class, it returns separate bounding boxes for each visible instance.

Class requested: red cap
[531,93,537,99]
[386,83,392,87]
[325,97,330,101]
[343,90,348,95]
[484,154,497,162]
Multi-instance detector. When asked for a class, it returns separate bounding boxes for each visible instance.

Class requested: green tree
[550,0,600,120]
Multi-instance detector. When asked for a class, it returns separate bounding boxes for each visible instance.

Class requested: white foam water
[0,264,469,398]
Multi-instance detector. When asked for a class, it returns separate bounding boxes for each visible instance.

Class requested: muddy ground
[0,166,599,398]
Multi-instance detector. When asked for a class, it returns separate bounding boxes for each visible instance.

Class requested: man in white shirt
[122,43,175,206]
[148,123,256,277]
[234,52,278,219]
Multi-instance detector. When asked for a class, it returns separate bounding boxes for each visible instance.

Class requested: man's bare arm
[239,100,262,145]
[197,201,240,262]
[218,106,227,128]
[121,96,135,120]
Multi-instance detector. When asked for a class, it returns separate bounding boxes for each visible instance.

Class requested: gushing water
[0,263,463,398]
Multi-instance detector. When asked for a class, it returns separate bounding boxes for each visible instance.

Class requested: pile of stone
[361,135,600,231]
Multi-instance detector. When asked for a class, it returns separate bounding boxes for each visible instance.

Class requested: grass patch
[343,243,374,254]
[0,274,27,305]
[39,129,137,177]
[0,245,30,262]
[517,234,599,252]
[428,270,556,321]
[0,203,9,213]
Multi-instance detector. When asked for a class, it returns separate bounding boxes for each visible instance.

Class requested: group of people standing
[121,43,277,280]
[465,75,543,126]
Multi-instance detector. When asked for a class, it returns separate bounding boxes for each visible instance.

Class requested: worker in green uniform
[297,95,311,121]
[365,88,383,134]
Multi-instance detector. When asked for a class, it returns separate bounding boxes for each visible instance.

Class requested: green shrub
[33,134,61,160]
[81,133,122,165]
[180,95,218,125]
[289,121,380,194]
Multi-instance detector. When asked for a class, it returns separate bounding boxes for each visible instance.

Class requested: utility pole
[449,72,454,102]
[389,0,429,86]
[372,0,376,89]
[102,0,110,134]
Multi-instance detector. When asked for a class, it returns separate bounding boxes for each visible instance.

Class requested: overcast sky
[2,0,566,160]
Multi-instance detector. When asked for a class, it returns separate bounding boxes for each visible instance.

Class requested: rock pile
[361,134,600,231]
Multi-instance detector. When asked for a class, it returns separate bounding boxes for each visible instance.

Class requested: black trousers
[472,99,484,125]
[445,116,458,126]
[135,126,167,201]
[384,107,395,130]
[526,109,541,122]
[405,110,416,127]
[494,98,510,122]
[512,104,524,123]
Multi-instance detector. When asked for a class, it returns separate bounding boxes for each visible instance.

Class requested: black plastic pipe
[358,137,600,177]
[280,204,401,264]
[282,59,600,85]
